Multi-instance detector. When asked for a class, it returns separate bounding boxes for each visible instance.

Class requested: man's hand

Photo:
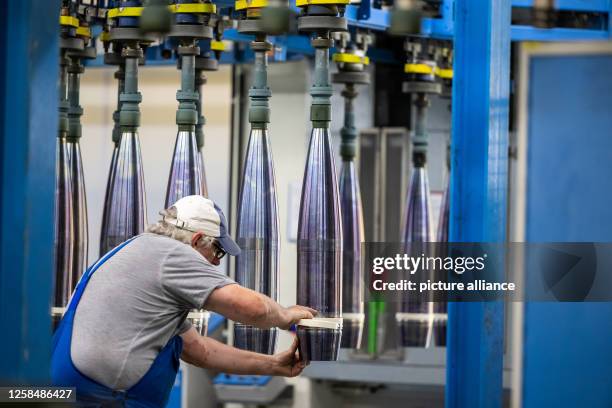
[206,284,318,329]
[270,336,307,377]
[279,305,317,330]
[181,328,308,377]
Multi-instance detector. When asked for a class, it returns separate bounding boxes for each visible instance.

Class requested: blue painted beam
[521,53,612,407]
[0,0,60,384]
[512,0,610,12]
[446,0,510,407]
[511,25,610,40]
[423,0,610,40]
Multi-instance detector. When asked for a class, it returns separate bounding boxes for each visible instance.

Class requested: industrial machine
[2,0,612,407]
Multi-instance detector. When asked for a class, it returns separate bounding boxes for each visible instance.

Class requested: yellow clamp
[211,40,225,52]
[522,41,542,52]
[333,53,369,65]
[404,63,435,75]
[108,4,216,19]
[436,68,453,79]
[235,0,268,10]
[59,16,79,28]
[169,3,216,14]
[107,7,143,18]
[296,0,350,6]
[76,26,91,39]
[246,8,262,17]
[99,31,111,42]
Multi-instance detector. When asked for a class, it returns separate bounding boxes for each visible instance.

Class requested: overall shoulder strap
[66,236,139,311]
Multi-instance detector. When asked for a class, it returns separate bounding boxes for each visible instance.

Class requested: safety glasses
[212,242,227,260]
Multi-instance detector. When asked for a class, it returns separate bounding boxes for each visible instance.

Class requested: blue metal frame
[510,25,612,40]
[446,0,510,407]
[421,0,455,38]
[521,50,612,408]
[0,0,60,384]
[422,0,611,40]
[512,0,609,11]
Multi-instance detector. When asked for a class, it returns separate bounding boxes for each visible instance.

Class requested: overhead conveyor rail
[81,0,610,68]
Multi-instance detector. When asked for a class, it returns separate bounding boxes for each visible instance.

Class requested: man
[51,195,316,407]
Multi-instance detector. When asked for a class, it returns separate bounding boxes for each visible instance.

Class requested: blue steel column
[0,0,60,383]
[446,0,510,407]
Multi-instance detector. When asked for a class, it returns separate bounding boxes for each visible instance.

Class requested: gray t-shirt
[71,233,235,390]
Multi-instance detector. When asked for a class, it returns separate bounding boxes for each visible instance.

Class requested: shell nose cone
[339,161,365,349]
[55,136,75,308]
[66,140,88,293]
[398,166,434,348]
[297,128,343,360]
[165,130,203,208]
[234,128,280,354]
[434,178,450,347]
[197,151,209,198]
[100,131,147,256]
[402,167,433,243]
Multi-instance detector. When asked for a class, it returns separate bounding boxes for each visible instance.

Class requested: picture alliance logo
[371,253,489,275]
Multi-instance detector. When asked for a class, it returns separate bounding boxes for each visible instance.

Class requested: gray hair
[146,207,216,249]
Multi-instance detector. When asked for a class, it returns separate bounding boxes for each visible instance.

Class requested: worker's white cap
[164,195,241,256]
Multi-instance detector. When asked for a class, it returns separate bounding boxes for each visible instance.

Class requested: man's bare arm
[180,327,305,377]
[205,284,316,329]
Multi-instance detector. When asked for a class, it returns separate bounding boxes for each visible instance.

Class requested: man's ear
[191,231,204,248]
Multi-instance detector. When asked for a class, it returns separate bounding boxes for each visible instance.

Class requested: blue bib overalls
[51,238,183,407]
